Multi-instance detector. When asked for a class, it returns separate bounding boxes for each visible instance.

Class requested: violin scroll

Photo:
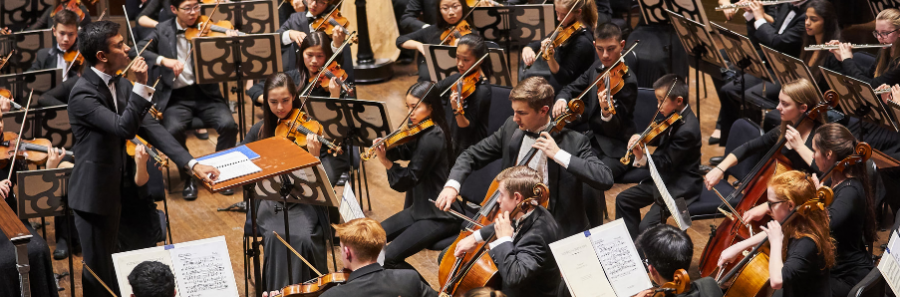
[653,269,691,297]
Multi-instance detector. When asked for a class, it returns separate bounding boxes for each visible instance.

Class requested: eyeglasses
[767,200,787,209]
[873,29,899,38]
[178,5,202,12]
[308,0,329,6]
[440,4,462,12]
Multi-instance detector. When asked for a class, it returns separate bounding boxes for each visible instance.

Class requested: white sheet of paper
[588,220,653,297]
[881,231,900,296]
[169,237,239,297]
[113,247,178,297]
[198,151,262,183]
[339,185,365,222]
[550,232,615,297]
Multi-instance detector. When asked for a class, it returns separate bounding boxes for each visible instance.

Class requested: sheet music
[339,185,365,222]
[588,220,653,297]
[198,151,262,183]
[550,233,616,297]
[880,231,900,295]
[644,145,692,230]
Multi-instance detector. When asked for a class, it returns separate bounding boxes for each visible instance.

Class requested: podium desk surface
[200,137,320,192]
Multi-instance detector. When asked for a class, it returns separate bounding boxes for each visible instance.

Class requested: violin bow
[439,52,490,97]
[437,0,485,46]
[122,5,138,46]
[312,0,347,32]
[528,0,581,69]
[117,39,153,78]
[299,31,357,97]
[5,89,33,183]
[711,187,752,234]
[273,231,324,277]
[82,261,119,297]
[64,8,107,75]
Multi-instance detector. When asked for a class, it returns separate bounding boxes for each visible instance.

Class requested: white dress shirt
[155,21,195,89]
[90,67,154,112]
[745,0,809,34]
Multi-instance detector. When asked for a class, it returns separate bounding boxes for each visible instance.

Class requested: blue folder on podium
[196,145,260,161]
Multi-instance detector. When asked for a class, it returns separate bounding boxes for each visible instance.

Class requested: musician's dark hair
[169,0,195,10]
[652,74,688,105]
[509,76,554,112]
[53,9,79,28]
[465,287,508,297]
[296,31,336,88]
[813,123,878,244]
[635,224,692,282]
[594,22,622,42]
[801,0,840,78]
[436,0,471,30]
[261,72,301,139]
[456,33,493,78]
[407,81,454,164]
[78,20,121,65]
[128,261,175,297]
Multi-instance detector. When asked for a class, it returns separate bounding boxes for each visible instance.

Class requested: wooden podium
[199,137,320,192]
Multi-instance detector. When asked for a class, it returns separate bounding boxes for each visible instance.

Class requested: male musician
[632,224,723,297]
[435,76,613,237]
[137,0,239,199]
[318,218,437,297]
[27,9,81,82]
[69,20,218,296]
[27,0,91,30]
[452,166,561,297]
[553,23,637,227]
[615,74,701,239]
[128,261,176,297]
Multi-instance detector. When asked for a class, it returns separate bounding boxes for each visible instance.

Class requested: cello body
[722,249,772,297]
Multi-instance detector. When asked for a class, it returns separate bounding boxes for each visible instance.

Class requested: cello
[435,99,584,296]
[698,90,840,277]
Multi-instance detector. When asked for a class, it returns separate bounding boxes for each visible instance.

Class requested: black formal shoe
[708,136,720,145]
[195,130,210,140]
[53,238,68,260]
[709,156,725,167]
[221,188,234,196]
[183,179,198,201]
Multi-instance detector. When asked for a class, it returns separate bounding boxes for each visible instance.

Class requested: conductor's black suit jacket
[449,117,614,236]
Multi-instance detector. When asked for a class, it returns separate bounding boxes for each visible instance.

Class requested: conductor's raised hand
[131,56,149,85]
[192,163,220,184]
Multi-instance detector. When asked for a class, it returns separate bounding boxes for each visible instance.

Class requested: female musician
[396,0,471,82]
[741,123,876,297]
[373,81,460,270]
[27,0,92,30]
[243,72,328,291]
[521,0,598,92]
[436,33,492,157]
[248,31,344,104]
[705,79,825,190]
[717,170,835,297]
[830,8,900,90]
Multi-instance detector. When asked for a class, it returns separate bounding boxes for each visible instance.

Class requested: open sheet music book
[112,236,239,297]
[550,219,653,297]
[880,231,900,295]
[198,151,262,184]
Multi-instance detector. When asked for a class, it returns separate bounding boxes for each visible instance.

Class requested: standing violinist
[136,0,240,200]
[520,0,598,92]
[553,23,636,227]
[615,74,701,239]
[27,0,91,30]
[396,0,471,82]
[717,170,834,297]
[434,76,613,237]
[631,224,723,297]
[28,9,81,83]
[451,166,561,297]
[372,81,460,271]
[435,34,492,157]
[243,72,330,291]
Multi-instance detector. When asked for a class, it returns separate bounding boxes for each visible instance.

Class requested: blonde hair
[558,0,597,31]
[875,8,900,77]
[496,166,542,199]
[333,218,387,262]
[778,79,825,137]
[768,171,835,268]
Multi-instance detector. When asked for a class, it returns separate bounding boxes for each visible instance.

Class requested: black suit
[68,68,194,296]
[476,207,561,297]
[276,11,312,71]
[319,263,437,297]
[28,47,79,82]
[746,3,807,58]
[615,106,702,239]
[449,117,614,236]
[138,18,237,180]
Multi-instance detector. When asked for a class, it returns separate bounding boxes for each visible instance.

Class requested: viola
[698,90,840,278]
[311,3,359,44]
[652,269,691,297]
[125,136,169,170]
[360,118,434,160]
[309,61,353,94]
[275,108,344,156]
[0,131,73,167]
[439,20,473,46]
[274,270,351,297]
[51,0,95,22]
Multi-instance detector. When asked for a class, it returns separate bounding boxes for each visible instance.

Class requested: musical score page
[550,233,615,297]
[880,231,900,295]
[588,220,653,297]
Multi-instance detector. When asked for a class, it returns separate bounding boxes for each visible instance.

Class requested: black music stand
[305,97,392,211]
[470,4,554,69]
[667,10,727,125]
[0,0,51,33]
[199,0,279,34]
[713,23,774,117]
[4,29,53,72]
[15,167,74,295]
[0,68,63,107]
[869,0,900,20]
[760,44,824,102]
[820,67,899,137]
[3,105,74,150]
[192,33,283,141]
[423,45,512,87]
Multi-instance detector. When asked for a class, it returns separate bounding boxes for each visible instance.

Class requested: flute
[805,44,892,51]
[715,0,800,11]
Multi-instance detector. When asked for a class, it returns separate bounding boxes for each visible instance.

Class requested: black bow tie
[523,130,540,138]
[50,47,63,56]
[177,28,186,35]
[307,16,317,24]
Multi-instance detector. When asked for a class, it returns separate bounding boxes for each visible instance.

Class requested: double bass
[436,99,584,296]
[698,90,840,277]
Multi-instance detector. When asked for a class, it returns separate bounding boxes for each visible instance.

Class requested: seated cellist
[632,224,723,297]
[452,166,561,297]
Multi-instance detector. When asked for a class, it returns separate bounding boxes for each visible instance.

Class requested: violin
[440,20,473,46]
[360,118,434,160]
[311,1,359,44]
[125,136,169,170]
[698,90,840,278]
[63,49,84,70]
[0,132,73,167]
[309,61,353,94]
[619,77,680,165]
[276,270,351,297]
[275,108,343,156]
[441,53,489,115]
[51,0,96,22]
[652,269,691,297]
[437,183,551,296]
[539,21,585,61]
[185,15,246,40]
[569,42,638,116]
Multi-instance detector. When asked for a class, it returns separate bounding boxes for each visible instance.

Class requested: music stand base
[354,59,394,84]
